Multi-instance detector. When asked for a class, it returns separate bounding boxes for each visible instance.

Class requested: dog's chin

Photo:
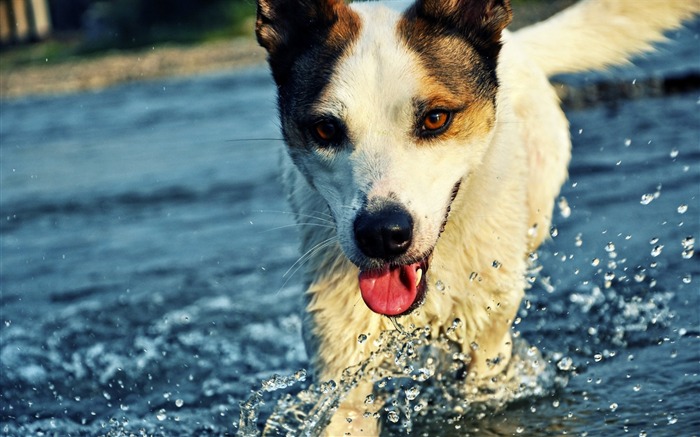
[354,251,432,317]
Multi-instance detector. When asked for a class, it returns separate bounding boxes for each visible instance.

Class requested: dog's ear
[256,0,336,55]
[412,0,512,48]
[256,0,358,84]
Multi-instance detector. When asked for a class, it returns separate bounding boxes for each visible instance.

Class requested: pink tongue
[359,263,420,316]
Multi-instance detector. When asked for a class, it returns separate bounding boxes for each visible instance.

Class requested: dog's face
[257,0,512,316]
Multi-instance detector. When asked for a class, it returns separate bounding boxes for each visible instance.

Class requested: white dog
[254,0,699,434]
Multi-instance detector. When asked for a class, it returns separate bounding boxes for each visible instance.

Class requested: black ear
[256,0,337,55]
[412,0,512,51]
[256,0,357,85]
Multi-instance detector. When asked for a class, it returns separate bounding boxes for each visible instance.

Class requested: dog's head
[257,0,512,316]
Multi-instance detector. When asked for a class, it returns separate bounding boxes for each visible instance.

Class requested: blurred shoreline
[0,37,266,99]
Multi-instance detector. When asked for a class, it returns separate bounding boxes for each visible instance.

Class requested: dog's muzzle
[353,201,428,316]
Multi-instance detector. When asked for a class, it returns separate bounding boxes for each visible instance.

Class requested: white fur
[277,1,699,435]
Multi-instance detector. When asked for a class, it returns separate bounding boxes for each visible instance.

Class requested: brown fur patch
[398,7,502,144]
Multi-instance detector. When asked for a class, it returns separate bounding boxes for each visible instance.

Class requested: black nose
[354,203,413,260]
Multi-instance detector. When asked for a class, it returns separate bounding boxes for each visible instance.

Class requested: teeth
[415,268,423,286]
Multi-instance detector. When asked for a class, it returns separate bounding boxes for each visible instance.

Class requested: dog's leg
[323,380,380,436]
[468,299,520,379]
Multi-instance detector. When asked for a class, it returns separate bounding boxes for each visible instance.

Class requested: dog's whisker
[255,209,335,223]
[225,138,285,143]
[277,237,338,295]
[261,222,336,233]
[282,237,338,280]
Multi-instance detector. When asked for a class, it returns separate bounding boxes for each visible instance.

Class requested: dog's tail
[513,0,700,77]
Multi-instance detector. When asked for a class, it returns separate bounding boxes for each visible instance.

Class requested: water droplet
[557,357,574,371]
[591,258,600,267]
[605,242,615,252]
[669,148,679,158]
[387,410,400,423]
[364,394,375,404]
[405,386,420,401]
[575,233,583,247]
[469,272,478,281]
[175,399,184,408]
[650,245,664,257]
[667,414,678,425]
[492,260,502,269]
[610,403,618,412]
[558,197,571,218]
[528,223,539,239]
[550,227,559,238]
[624,138,632,147]
[357,334,368,344]
[594,353,603,362]
[682,236,695,248]
[640,193,655,205]
[294,369,307,382]
[156,409,167,421]
[633,384,641,392]
[677,204,688,214]
[681,236,695,259]
[435,280,445,291]
[682,274,692,284]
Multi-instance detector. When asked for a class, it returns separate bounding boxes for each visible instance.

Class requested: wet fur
[255,0,700,434]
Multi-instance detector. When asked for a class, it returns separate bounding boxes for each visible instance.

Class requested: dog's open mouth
[356,179,461,317]
[358,255,430,316]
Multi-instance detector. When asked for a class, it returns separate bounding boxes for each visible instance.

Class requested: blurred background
[0,0,264,98]
[1,0,698,435]
[0,0,255,47]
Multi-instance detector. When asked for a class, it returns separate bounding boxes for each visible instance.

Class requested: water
[2,27,699,436]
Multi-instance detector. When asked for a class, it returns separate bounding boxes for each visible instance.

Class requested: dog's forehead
[314,2,494,129]
[315,4,418,122]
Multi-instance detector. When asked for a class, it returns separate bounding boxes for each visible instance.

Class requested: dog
[254,0,699,434]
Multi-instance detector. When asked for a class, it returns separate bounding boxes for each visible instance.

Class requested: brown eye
[313,120,339,143]
[422,110,451,133]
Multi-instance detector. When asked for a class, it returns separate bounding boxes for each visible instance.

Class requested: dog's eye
[312,120,341,144]
[422,110,451,133]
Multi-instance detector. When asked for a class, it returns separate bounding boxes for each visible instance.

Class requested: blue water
[1,25,699,436]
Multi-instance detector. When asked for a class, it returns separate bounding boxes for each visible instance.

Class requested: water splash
[238,326,560,435]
